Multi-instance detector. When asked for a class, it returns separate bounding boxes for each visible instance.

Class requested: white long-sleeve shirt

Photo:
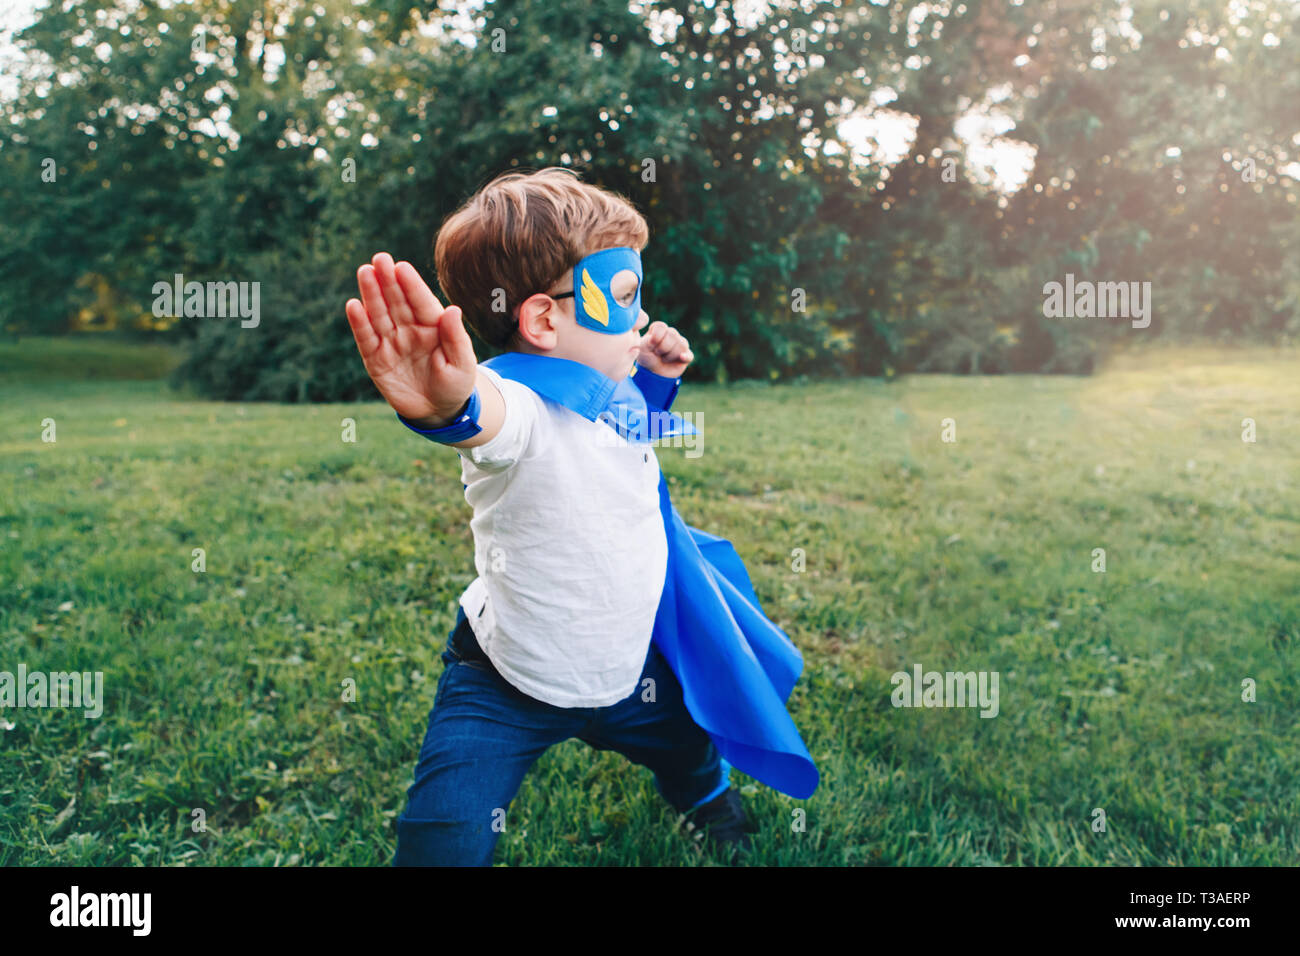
[453,363,669,708]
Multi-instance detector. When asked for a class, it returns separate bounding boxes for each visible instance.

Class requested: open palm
[344,252,478,423]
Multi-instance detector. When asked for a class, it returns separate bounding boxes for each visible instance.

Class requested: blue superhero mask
[552,246,642,334]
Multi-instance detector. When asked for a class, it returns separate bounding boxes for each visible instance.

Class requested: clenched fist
[636,320,694,379]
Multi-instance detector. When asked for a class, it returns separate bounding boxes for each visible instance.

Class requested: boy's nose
[634,310,649,332]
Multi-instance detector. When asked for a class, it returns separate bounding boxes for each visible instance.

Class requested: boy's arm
[344,252,505,448]
[633,320,693,411]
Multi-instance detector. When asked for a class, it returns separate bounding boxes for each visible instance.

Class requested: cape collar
[481,351,695,443]
[481,351,620,421]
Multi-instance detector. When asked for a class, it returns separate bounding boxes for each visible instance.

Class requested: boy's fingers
[356,265,394,337]
[437,305,476,370]
[637,332,662,358]
[655,329,682,357]
[344,298,380,355]
[650,326,691,364]
[372,252,413,327]
[393,261,445,326]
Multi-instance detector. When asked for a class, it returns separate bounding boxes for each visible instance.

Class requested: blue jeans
[393,606,731,865]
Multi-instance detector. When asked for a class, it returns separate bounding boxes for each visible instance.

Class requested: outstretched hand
[344,252,478,424]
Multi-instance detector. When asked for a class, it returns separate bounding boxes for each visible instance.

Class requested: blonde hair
[433,166,650,350]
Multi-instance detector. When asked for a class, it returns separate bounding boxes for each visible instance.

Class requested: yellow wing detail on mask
[579,268,609,327]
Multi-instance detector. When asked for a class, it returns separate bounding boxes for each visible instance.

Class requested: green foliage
[0,0,1296,395]
[169,224,388,402]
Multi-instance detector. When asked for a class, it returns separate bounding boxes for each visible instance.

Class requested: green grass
[1,336,1298,866]
[0,334,184,383]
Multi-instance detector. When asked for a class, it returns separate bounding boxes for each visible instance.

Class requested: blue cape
[481,352,819,800]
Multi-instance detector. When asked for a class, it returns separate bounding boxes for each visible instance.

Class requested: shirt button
[643,452,649,462]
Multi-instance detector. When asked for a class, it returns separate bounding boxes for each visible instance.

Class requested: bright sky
[0,0,41,101]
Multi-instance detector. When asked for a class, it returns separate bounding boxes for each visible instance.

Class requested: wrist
[397,388,483,445]
[406,392,473,430]
[632,362,681,411]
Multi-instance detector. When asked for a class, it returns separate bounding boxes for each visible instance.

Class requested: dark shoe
[679,787,758,850]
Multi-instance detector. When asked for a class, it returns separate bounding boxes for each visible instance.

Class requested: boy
[344,167,812,866]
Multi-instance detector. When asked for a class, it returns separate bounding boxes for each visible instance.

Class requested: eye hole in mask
[610,269,640,309]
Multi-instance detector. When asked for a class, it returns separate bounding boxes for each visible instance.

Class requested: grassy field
[1,336,1297,866]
